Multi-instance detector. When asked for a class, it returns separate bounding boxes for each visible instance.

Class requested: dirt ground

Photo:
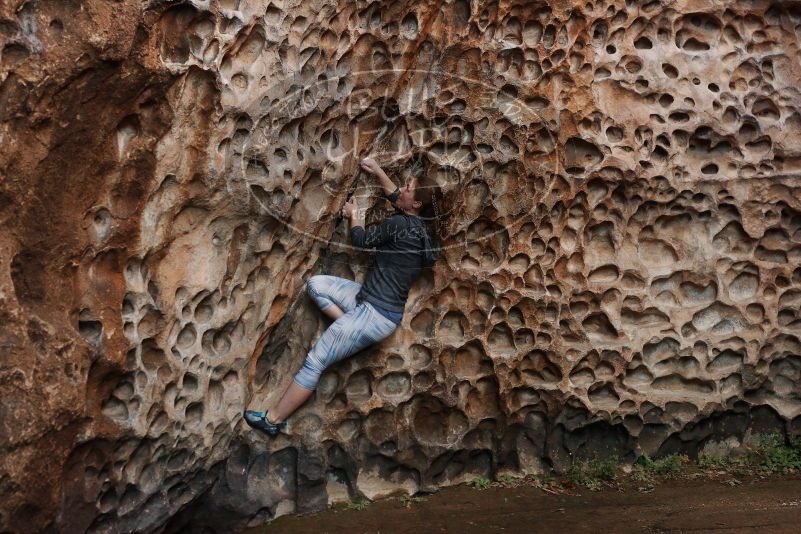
[251,474,801,534]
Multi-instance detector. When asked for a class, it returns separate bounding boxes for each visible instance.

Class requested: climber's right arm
[350,214,403,249]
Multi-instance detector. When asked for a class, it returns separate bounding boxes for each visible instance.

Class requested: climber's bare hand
[342,197,357,218]
[360,157,382,176]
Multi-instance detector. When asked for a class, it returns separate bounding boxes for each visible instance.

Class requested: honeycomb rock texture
[3,0,801,531]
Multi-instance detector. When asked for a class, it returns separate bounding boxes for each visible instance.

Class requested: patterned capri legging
[294,274,399,390]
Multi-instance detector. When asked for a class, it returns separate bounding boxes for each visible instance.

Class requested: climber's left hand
[360,157,383,176]
[341,197,358,219]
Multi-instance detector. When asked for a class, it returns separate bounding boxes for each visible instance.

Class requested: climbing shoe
[244,410,286,437]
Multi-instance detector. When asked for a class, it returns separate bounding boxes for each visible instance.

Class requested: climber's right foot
[244,410,286,437]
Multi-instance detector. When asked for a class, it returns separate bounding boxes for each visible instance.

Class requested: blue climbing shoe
[244,410,286,437]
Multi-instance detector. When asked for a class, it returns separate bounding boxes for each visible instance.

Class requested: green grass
[398,495,427,508]
[345,498,371,511]
[565,456,619,490]
[464,434,801,497]
[472,476,491,490]
[497,474,519,486]
[697,454,738,470]
[756,433,801,473]
[632,453,686,481]
[697,433,801,474]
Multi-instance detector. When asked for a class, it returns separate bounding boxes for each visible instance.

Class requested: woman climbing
[244,156,444,436]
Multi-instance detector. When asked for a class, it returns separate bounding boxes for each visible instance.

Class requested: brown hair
[412,174,445,243]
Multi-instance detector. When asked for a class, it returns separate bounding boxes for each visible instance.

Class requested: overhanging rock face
[2,0,801,532]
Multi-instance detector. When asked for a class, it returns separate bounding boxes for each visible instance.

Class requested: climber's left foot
[244,410,286,437]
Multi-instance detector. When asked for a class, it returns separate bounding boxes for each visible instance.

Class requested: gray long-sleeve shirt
[349,187,428,314]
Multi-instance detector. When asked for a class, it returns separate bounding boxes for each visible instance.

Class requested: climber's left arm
[360,157,398,197]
